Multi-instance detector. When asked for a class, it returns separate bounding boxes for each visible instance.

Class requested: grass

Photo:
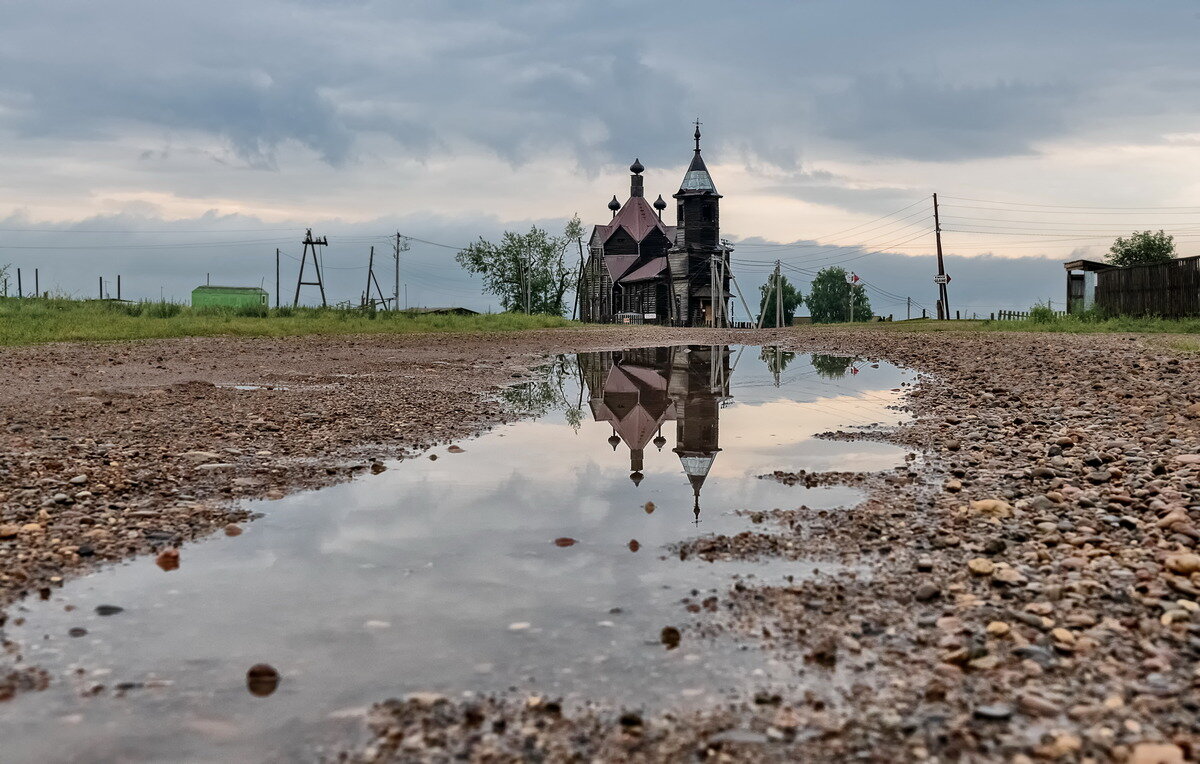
[824,314,1200,335]
[0,297,576,346]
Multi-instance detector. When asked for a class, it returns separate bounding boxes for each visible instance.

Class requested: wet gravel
[3,327,1200,762]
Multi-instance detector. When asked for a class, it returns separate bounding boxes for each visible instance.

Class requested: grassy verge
[0,297,576,346]
[831,315,1200,335]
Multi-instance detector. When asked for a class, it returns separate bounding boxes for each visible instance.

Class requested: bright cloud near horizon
[2,0,1199,313]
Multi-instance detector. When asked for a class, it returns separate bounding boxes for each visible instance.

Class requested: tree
[1107,230,1175,268]
[760,346,796,374]
[811,354,855,379]
[757,273,803,326]
[456,216,583,315]
[0,263,9,295]
[805,267,872,323]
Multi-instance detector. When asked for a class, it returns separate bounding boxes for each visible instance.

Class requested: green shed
[191,285,269,309]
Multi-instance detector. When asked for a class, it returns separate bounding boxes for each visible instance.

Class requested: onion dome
[629,158,644,174]
[608,195,621,213]
[629,471,644,487]
[653,194,667,212]
[653,432,667,451]
[608,432,621,450]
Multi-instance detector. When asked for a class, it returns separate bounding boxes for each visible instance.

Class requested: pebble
[972,704,1013,721]
[967,558,995,576]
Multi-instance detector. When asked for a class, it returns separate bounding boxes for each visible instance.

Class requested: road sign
[933,274,951,284]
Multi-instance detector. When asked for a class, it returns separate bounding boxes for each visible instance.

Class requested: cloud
[812,75,1077,161]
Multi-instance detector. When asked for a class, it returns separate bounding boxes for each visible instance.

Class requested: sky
[2,0,1199,314]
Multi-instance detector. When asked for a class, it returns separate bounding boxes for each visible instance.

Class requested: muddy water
[0,346,913,762]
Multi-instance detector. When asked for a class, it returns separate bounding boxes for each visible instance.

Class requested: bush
[144,300,183,318]
[1028,304,1056,324]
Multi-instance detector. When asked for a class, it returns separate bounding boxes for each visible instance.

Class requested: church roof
[603,195,670,244]
[678,150,718,195]
[619,256,668,284]
[602,254,638,282]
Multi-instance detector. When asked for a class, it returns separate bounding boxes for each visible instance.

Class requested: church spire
[693,118,702,153]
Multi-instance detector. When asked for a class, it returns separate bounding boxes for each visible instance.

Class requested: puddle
[0,345,913,762]
[221,384,290,391]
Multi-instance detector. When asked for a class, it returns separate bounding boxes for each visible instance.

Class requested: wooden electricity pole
[363,246,388,308]
[933,193,950,319]
[775,260,783,328]
[275,249,280,309]
[393,233,408,311]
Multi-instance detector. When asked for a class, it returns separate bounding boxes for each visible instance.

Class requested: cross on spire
[693,118,702,152]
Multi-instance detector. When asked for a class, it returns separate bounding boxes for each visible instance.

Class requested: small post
[34,268,39,297]
[907,296,911,320]
[117,274,121,300]
[922,307,927,319]
[207,273,210,286]
[99,275,103,299]
[17,267,22,298]
[956,310,960,320]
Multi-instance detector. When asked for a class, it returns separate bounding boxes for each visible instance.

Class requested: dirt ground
[2,327,1199,762]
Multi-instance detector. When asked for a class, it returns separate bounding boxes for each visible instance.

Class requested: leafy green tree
[804,267,872,323]
[757,274,803,326]
[811,354,855,379]
[1107,230,1176,267]
[456,216,583,315]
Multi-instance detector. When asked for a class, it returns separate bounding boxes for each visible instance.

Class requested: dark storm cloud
[811,76,1076,161]
[2,0,1200,221]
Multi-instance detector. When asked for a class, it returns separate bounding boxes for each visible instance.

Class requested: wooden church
[579,124,733,326]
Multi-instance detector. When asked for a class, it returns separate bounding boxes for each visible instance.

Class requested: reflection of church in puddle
[578,346,731,520]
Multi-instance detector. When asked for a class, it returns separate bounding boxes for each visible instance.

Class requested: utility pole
[907,296,911,320]
[98,276,103,299]
[293,228,329,307]
[16,268,21,298]
[775,260,782,328]
[393,233,408,311]
[933,193,950,320]
[572,235,584,321]
[117,274,121,300]
[34,268,38,297]
[363,246,388,309]
[275,249,280,309]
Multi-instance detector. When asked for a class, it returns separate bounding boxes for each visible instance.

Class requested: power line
[940,196,1200,211]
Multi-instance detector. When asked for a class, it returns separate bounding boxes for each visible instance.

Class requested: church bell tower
[668,121,728,326]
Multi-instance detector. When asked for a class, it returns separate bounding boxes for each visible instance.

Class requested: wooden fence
[1095,256,1200,318]
[994,309,1067,321]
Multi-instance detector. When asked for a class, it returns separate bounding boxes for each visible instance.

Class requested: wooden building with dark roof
[580,125,732,326]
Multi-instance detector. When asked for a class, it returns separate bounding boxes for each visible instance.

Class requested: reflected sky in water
[0,346,913,763]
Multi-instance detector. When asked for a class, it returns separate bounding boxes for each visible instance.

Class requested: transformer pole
[933,193,949,319]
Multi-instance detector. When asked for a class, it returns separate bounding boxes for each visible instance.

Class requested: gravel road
[2,327,1198,762]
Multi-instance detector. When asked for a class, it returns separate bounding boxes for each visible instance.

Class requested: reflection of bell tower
[670,346,731,519]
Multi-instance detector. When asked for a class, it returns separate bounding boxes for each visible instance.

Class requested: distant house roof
[408,307,479,315]
[619,256,668,283]
[1063,259,1114,272]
